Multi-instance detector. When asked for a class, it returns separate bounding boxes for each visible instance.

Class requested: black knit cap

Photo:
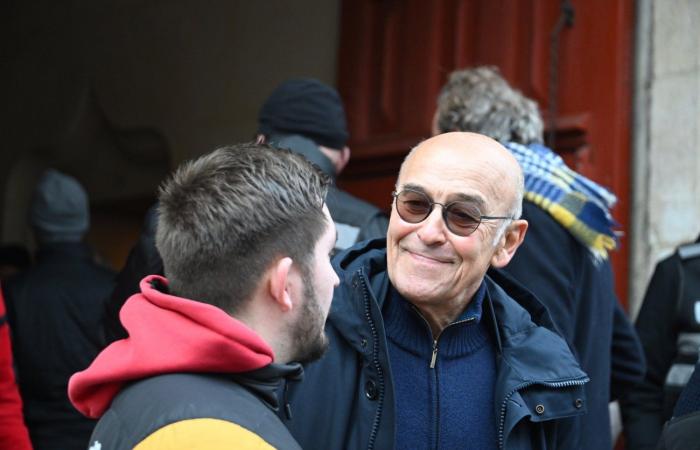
[258,78,349,150]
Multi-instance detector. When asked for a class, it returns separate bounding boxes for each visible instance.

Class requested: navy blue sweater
[384,282,497,450]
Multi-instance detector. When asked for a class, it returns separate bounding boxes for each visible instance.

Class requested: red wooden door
[336,0,634,305]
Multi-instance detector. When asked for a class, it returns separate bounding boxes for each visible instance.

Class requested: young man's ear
[320,145,351,174]
[268,257,294,311]
[491,219,528,268]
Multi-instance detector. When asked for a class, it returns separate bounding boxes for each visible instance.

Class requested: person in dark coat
[282,132,589,450]
[257,78,389,253]
[2,169,115,450]
[431,66,645,449]
[621,235,700,449]
[101,78,389,345]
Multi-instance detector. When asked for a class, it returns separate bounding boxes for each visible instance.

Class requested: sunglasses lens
[445,203,481,236]
[396,191,431,223]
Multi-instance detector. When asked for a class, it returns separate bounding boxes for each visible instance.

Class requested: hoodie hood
[68,275,274,418]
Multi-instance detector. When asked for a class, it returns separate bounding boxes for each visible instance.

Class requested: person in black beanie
[2,169,115,450]
[257,78,388,252]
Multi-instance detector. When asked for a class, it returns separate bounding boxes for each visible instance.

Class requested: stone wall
[630,0,700,316]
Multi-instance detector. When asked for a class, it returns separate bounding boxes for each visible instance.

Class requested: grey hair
[435,66,544,145]
[155,142,330,314]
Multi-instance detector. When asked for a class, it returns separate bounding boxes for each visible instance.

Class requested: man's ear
[269,257,294,311]
[335,146,351,173]
[491,219,528,268]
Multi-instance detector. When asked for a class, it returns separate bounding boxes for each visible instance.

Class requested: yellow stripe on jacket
[134,418,276,450]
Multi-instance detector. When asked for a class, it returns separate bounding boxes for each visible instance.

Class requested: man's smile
[404,248,454,265]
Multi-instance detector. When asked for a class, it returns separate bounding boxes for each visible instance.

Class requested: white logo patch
[89,441,102,450]
[695,301,700,324]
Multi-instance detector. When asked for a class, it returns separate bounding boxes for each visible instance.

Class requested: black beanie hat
[258,78,349,150]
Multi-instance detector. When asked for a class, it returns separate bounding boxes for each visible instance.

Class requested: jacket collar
[230,362,303,412]
[330,239,588,447]
[330,238,586,383]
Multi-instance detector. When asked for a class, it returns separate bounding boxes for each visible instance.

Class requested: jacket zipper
[430,340,438,368]
[412,309,476,449]
[496,377,589,450]
[410,307,475,370]
[359,270,384,450]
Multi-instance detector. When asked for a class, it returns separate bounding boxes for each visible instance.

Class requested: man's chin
[294,333,329,365]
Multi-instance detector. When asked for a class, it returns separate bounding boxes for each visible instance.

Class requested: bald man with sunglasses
[281,132,589,450]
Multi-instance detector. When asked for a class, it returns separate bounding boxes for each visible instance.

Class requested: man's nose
[417,206,448,244]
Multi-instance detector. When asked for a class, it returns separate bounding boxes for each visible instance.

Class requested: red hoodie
[68,275,274,418]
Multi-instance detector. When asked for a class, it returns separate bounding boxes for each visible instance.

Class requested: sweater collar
[383,281,490,359]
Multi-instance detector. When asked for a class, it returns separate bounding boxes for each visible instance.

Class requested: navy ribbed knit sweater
[384,282,497,450]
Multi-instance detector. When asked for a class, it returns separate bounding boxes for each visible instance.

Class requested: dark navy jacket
[504,201,645,450]
[282,239,589,450]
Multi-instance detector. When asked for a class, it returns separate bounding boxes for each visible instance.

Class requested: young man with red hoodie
[69,142,338,450]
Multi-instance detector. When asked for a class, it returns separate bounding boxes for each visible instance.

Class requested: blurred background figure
[257,78,389,253]
[0,289,32,450]
[432,66,645,450]
[621,234,700,450]
[2,169,115,450]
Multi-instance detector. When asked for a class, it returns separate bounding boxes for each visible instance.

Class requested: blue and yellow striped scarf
[505,142,619,261]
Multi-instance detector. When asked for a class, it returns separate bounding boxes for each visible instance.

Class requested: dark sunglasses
[392,189,513,237]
